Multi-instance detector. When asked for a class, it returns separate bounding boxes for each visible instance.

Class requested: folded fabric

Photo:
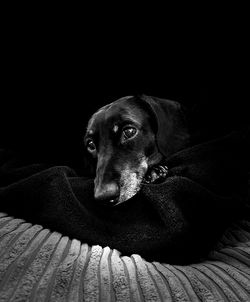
[0,130,249,263]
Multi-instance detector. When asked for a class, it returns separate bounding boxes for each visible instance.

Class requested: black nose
[94,182,119,203]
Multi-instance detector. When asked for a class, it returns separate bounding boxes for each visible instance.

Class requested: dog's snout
[94,182,119,202]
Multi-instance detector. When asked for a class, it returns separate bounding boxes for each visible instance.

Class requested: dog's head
[84,95,189,206]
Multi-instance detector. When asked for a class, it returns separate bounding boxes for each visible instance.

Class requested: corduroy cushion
[0,212,249,301]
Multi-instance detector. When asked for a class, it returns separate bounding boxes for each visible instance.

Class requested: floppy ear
[139,94,190,158]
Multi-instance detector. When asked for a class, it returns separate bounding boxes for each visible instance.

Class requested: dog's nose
[94,182,119,202]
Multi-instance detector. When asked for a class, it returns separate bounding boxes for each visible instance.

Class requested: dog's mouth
[106,164,168,206]
[108,198,121,206]
[142,164,168,184]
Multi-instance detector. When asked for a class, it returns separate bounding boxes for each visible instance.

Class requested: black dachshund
[84,95,189,206]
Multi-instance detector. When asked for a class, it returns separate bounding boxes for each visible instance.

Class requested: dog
[84,95,189,206]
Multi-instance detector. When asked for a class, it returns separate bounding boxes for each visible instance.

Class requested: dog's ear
[139,94,190,158]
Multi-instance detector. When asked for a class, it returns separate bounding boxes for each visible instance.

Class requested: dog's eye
[123,127,137,140]
[86,140,96,152]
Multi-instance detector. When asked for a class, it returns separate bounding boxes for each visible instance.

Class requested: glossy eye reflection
[123,127,137,140]
[86,140,96,152]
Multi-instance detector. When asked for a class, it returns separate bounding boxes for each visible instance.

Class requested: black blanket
[0,130,249,264]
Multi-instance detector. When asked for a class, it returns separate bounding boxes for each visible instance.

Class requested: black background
[1,14,249,171]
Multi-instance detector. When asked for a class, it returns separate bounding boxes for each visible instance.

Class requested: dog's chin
[113,182,142,206]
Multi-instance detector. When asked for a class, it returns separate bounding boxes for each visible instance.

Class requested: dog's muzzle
[95,165,169,206]
[109,165,168,206]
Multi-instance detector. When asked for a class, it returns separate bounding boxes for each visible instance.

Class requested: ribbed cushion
[0,212,249,301]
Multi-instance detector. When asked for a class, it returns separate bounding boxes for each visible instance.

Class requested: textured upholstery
[0,212,249,301]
